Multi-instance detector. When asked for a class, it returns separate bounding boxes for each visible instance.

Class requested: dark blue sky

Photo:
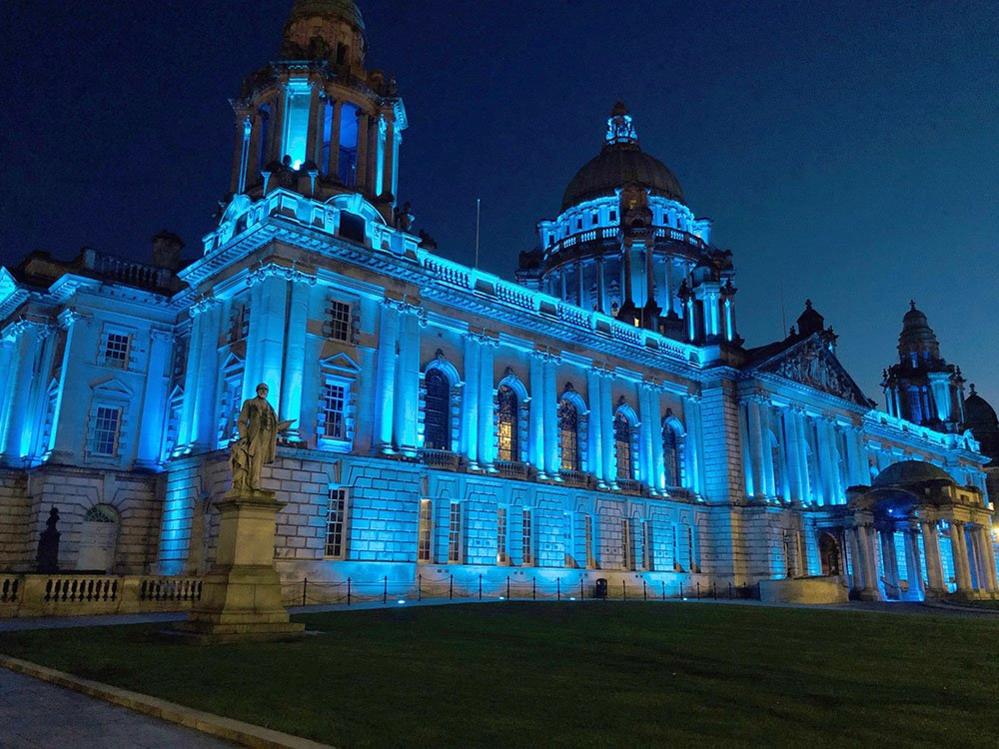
[2,1,997,408]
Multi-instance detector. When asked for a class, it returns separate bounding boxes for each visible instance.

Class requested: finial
[606,103,638,145]
[909,299,916,311]
[804,299,812,310]
[970,383,977,395]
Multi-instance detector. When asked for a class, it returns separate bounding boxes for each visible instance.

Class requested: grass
[2,602,998,748]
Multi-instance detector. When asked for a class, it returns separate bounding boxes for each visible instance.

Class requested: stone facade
[1,0,996,603]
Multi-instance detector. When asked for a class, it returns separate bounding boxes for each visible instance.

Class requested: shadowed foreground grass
[2,602,998,747]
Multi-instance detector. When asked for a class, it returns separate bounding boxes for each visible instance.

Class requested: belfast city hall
[1,0,996,604]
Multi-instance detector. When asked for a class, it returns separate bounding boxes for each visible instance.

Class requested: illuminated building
[0,0,995,601]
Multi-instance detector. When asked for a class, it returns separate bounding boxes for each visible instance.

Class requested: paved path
[0,667,232,748]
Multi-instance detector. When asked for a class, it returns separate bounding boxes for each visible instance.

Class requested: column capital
[531,346,561,364]
[189,293,221,318]
[57,307,89,330]
[247,260,317,286]
[149,327,174,343]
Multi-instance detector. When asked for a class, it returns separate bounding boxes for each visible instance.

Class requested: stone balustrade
[0,573,202,619]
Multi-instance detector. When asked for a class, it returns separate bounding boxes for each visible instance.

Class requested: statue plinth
[171,489,304,644]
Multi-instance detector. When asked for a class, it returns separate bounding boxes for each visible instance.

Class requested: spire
[606,102,639,146]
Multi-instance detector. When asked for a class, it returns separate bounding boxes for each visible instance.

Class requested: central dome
[872,460,954,488]
[561,103,684,212]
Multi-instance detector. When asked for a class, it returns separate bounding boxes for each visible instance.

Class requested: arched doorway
[76,505,119,573]
[819,532,842,576]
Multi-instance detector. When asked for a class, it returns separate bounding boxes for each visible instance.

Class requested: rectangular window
[417,499,432,562]
[522,509,533,566]
[324,488,348,559]
[93,406,121,456]
[103,333,130,369]
[448,502,462,563]
[321,383,347,439]
[584,514,594,569]
[229,303,250,343]
[328,300,351,342]
[497,507,508,564]
[623,518,634,571]
[643,521,653,571]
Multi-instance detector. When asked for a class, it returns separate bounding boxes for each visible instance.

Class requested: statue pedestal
[171,489,304,644]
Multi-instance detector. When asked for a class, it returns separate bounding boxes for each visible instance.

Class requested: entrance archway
[76,504,119,573]
[819,532,842,576]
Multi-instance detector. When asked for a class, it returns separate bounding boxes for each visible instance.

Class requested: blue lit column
[279,274,313,441]
[477,336,497,471]
[136,328,173,468]
[0,322,41,462]
[782,408,803,503]
[794,411,813,503]
[543,353,560,479]
[759,402,775,498]
[245,270,289,410]
[46,309,85,462]
[920,521,946,595]
[373,299,400,454]
[640,382,660,494]
[0,339,15,456]
[24,325,59,463]
[904,527,925,599]
[462,334,480,468]
[586,368,604,486]
[394,305,422,457]
[529,350,546,478]
[178,300,207,450]
[191,298,223,448]
[600,370,616,488]
[682,394,705,497]
[745,399,765,499]
[950,522,973,593]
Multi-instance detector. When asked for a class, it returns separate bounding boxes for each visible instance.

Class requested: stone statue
[230,383,294,494]
[36,506,61,573]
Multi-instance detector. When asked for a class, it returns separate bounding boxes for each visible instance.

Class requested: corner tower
[882,301,965,432]
[227,0,406,221]
[517,104,739,346]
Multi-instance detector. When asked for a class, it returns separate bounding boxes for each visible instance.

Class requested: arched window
[424,369,450,451]
[558,399,580,471]
[256,103,271,173]
[663,425,682,487]
[497,385,519,462]
[614,412,634,480]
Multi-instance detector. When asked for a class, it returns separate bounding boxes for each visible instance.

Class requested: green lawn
[2,602,998,748]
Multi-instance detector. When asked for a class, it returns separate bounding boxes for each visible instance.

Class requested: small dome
[872,460,954,488]
[898,300,940,358]
[561,104,684,211]
[795,299,825,337]
[964,385,998,430]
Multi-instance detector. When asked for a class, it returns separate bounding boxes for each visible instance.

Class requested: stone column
[189,297,222,450]
[600,370,616,487]
[0,322,41,461]
[759,403,775,498]
[355,111,370,191]
[904,528,925,599]
[968,526,988,591]
[328,100,343,178]
[373,299,400,454]
[846,527,865,592]
[595,255,607,314]
[279,276,312,442]
[920,521,946,596]
[879,529,899,598]
[979,525,999,592]
[858,524,881,600]
[382,115,395,199]
[24,325,60,462]
[645,384,665,494]
[394,305,421,457]
[136,328,173,468]
[586,368,604,486]
[462,335,480,469]
[746,399,765,499]
[782,409,803,503]
[529,350,547,477]
[543,354,560,478]
[247,272,290,411]
[949,521,973,594]
[682,395,704,496]
[477,336,496,471]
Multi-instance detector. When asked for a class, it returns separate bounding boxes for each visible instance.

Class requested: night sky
[2,1,997,409]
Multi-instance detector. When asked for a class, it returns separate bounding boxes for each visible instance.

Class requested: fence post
[449,574,454,600]
[622,580,627,601]
[580,577,584,600]
[712,581,717,599]
[506,576,510,600]
[418,573,422,601]
[302,577,308,606]
[728,582,732,599]
[661,581,666,601]
[532,578,536,600]
[557,578,561,601]
[383,576,388,604]
[478,574,482,601]
[679,581,683,598]
[347,577,352,606]
[643,579,647,601]
[696,582,700,599]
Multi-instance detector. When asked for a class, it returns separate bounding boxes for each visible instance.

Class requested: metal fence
[281,573,761,607]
